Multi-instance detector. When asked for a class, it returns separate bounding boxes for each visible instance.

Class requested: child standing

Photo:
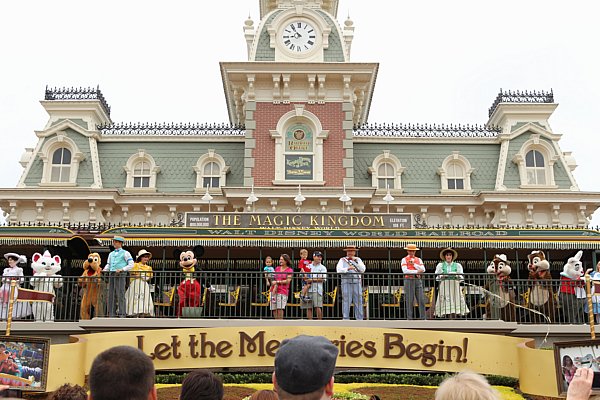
[263,256,275,290]
[298,249,312,302]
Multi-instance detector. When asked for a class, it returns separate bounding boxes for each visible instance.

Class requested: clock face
[281,21,317,53]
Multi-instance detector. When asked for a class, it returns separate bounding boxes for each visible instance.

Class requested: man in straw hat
[401,244,427,319]
[336,245,366,320]
[103,235,134,317]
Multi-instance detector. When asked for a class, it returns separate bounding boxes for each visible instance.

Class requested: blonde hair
[300,249,309,257]
[435,371,499,400]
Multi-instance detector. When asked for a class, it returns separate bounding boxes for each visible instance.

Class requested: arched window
[194,150,230,192]
[525,150,546,185]
[132,160,151,188]
[124,150,160,192]
[446,161,465,190]
[39,133,84,186]
[368,151,405,191]
[50,148,72,183]
[203,161,221,188]
[438,152,474,193]
[377,162,395,189]
[512,135,558,188]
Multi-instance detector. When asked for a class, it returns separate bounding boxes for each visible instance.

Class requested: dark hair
[50,383,87,400]
[89,346,155,400]
[180,369,224,400]
[563,355,573,366]
[250,389,279,400]
[6,256,18,262]
[280,254,292,268]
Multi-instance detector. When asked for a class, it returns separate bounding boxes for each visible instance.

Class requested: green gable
[254,11,281,61]
[354,143,500,194]
[98,142,245,192]
[316,11,345,62]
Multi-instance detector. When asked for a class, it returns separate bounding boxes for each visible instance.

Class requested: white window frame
[270,105,329,185]
[512,135,558,189]
[39,132,84,187]
[123,150,160,193]
[368,150,405,193]
[438,152,474,194]
[194,150,230,193]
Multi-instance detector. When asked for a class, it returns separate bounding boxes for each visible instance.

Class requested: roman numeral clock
[282,21,316,53]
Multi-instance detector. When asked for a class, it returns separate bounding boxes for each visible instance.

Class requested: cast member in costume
[125,249,154,317]
[79,253,103,320]
[401,244,426,320]
[0,253,30,320]
[526,250,555,323]
[484,254,516,322]
[434,248,469,318]
[30,250,63,321]
[559,250,586,324]
[103,235,134,317]
[336,245,366,320]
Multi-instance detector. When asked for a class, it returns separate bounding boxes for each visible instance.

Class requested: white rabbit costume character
[559,250,585,324]
[30,251,63,321]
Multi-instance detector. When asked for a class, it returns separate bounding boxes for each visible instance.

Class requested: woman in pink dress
[270,254,293,319]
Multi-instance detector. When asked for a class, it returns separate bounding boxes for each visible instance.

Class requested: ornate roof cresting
[44,85,111,117]
[488,89,554,118]
[97,122,245,136]
[353,122,500,138]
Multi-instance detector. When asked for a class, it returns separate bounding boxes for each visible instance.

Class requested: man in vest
[336,245,366,320]
[103,235,134,317]
[401,244,427,320]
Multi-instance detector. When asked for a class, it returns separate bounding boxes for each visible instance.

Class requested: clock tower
[221,0,378,209]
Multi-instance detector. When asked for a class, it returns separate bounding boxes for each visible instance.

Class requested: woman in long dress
[434,248,469,318]
[125,249,155,317]
[0,253,31,320]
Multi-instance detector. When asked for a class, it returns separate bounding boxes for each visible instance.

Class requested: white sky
[0,0,599,225]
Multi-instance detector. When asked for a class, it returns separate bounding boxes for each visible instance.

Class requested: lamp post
[294,185,306,212]
[339,184,351,214]
[246,185,259,211]
[383,184,394,214]
[202,184,214,212]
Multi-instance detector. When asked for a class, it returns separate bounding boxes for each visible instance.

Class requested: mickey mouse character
[527,250,555,323]
[174,246,204,316]
[485,254,516,322]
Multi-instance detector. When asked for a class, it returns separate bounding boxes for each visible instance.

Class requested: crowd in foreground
[0,334,592,400]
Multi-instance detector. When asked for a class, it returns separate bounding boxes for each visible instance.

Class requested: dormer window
[124,150,160,192]
[368,151,405,191]
[132,160,151,188]
[50,148,72,183]
[525,150,546,185]
[438,152,474,194]
[194,150,230,192]
[39,133,84,187]
[512,135,558,189]
[203,161,221,188]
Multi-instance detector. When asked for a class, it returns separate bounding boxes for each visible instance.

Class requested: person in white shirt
[401,244,427,320]
[336,245,366,320]
[301,251,328,320]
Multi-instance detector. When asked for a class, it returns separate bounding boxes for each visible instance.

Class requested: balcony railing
[0,272,592,324]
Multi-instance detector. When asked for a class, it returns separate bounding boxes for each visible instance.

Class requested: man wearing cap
[336,245,366,320]
[273,335,338,399]
[401,244,427,320]
[301,251,328,320]
[103,236,134,317]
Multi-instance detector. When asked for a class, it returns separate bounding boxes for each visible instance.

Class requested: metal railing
[0,272,593,324]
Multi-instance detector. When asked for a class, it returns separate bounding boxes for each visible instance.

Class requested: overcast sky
[0,0,599,225]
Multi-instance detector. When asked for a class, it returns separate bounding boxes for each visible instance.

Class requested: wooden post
[5,280,17,336]
[586,273,596,339]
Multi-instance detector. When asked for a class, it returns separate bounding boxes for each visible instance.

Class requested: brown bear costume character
[485,254,516,322]
[78,252,104,319]
[527,250,555,323]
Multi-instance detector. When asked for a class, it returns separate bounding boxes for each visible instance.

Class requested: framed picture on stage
[554,339,600,396]
[0,335,49,392]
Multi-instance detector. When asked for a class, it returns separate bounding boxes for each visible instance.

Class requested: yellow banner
[46,326,558,397]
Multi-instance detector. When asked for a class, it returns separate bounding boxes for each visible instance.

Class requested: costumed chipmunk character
[527,250,555,323]
[30,251,63,322]
[175,247,203,316]
[485,254,516,322]
[559,250,586,324]
[78,253,103,320]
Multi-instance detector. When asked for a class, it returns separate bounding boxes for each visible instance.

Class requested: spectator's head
[89,346,156,400]
[435,371,499,400]
[563,355,574,367]
[273,335,339,400]
[312,251,323,265]
[300,249,308,259]
[50,383,87,400]
[249,390,278,400]
[279,254,292,268]
[265,256,273,267]
[180,369,224,400]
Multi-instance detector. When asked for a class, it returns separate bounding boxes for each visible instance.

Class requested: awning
[0,226,90,256]
[96,227,600,250]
